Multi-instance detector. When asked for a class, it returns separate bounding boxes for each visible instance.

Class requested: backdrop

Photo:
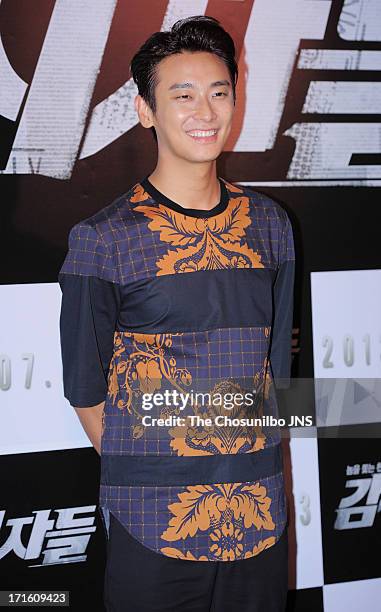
[1,1,380,610]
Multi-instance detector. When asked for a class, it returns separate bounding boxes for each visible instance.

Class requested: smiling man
[58,15,295,612]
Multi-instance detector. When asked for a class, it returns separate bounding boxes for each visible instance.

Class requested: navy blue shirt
[58,178,295,561]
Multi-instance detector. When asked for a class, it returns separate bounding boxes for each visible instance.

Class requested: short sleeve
[58,222,121,407]
[269,211,295,388]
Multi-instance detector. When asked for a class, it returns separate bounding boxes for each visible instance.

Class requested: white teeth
[188,130,217,137]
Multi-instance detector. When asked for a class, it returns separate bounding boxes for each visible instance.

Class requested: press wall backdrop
[1,1,380,610]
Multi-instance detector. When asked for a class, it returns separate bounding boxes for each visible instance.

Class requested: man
[59,15,294,612]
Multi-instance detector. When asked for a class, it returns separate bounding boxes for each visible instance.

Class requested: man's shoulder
[70,182,146,244]
[223,179,288,223]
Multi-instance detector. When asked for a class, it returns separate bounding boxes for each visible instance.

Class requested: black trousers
[103,512,288,612]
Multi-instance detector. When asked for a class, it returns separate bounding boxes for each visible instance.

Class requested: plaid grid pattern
[60,180,295,561]
[59,221,118,283]
[101,325,278,456]
[59,181,294,286]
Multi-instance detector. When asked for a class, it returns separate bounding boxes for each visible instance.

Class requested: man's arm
[74,401,104,456]
[58,223,121,453]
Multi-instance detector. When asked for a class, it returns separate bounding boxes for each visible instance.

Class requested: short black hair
[130,15,238,113]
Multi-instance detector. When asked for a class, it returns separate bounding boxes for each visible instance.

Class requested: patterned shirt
[58,177,295,562]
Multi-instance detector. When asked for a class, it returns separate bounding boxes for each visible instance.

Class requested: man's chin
[182,150,222,164]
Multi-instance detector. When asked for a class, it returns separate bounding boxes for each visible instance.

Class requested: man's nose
[194,96,217,122]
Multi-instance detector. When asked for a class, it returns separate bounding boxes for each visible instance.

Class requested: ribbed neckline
[140,176,229,218]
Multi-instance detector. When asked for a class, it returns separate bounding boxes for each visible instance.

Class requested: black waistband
[100,444,283,487]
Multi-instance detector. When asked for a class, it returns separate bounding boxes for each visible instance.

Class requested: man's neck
[147,159,221,211]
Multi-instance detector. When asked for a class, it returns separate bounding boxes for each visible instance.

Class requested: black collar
[140,176,230,218]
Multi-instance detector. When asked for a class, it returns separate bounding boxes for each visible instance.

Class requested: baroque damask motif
[133,185,264,275]
[107,331,192,436]
[168,378,267,456]
[160,481,275,561]
[106,329,274,443]
[244,535,276,559]
[168,350,274,456]
[130,183,150,203]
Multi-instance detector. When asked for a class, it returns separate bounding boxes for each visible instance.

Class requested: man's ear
[135,94,154,129]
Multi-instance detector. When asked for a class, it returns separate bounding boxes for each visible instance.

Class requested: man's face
[145,51,235,164]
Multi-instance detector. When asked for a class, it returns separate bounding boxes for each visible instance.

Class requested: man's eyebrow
[210,80,231,88]
[168,80,231,91]
[168,82,194,91]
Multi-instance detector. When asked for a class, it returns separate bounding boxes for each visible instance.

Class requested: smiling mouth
[186,129,218,143]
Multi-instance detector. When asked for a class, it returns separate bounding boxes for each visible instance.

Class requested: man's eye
[176,95,191,100]
[213,91,228,97]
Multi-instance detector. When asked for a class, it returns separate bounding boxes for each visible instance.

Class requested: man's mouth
[186,129,218,143]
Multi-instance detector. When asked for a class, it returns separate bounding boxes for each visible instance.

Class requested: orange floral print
[244,535,276,559]
[106,331,192,435]
[160,481,275,561]
[168,376,270,456]
[130,184,150,203]
[134,190,263,275]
